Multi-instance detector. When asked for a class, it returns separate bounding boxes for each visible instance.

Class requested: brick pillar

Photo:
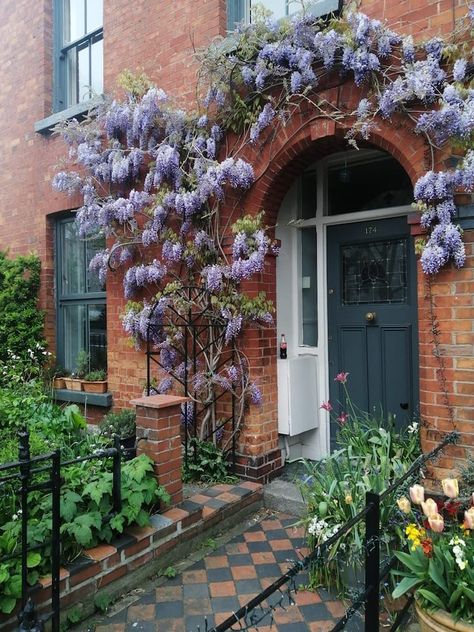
[130,394,188,507]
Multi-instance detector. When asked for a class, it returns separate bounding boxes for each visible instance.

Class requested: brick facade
[0,1,472,480]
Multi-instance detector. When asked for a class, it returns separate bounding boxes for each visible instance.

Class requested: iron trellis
[146,285,239,473]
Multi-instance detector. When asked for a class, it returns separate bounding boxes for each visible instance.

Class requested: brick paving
[92,513,360,632]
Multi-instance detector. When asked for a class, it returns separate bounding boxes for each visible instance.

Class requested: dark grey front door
[327,216,418,443]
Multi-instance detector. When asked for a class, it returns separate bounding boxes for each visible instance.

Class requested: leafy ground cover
[299,374,421,596]
[0,355,169,615]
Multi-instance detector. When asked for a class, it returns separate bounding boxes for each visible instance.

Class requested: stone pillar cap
[130,394,189,409]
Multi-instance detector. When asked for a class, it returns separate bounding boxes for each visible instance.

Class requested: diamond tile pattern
[94,512,353,632]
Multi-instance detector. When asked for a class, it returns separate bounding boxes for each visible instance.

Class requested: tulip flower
[320,401,333,412]
[465,507,474,529]
[397,497,411,514]
[421,498,438,518]
[409,484,425,505]
[428,513,444,533]
[441,478,459,499]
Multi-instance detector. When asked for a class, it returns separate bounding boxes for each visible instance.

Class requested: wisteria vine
[53,5,474,443]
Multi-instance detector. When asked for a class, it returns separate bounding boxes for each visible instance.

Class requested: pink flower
[421,498,438,518]
[320,401,333,412]
[441,478,459,499]
[337,412,349,425]
[428,513,444,533]
[334,372,349,384]
[409,484,425,505]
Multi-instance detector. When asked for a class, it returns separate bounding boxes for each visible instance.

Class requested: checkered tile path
[93,513,357,632]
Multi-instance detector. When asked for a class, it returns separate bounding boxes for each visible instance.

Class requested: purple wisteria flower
[250,103,276,143]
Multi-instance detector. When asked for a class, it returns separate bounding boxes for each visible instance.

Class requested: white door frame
[276,149,413,459]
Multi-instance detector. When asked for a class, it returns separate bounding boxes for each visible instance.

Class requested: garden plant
[0,353,169,616]
[300,372,421,595]
[393,479,474,625]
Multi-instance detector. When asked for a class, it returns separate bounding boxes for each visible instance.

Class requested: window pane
[86,0,103,32]
[64,0,85,42]
[90,37,103,97]
[327,155,413,215]
[65,47,78,107]
[301,228,318,346]
[78,41,90,102]
[227,0,246,29]
[251,0,288,19]
[86,237,106,292]
[300,172,317,219]
[61,221,85,295]
[89,304,107,370]
[62,304,87,372]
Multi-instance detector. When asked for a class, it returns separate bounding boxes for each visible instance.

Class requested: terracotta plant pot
[82,380,108,394]
[416,603,474,632]
[53,376,66,389]
[68,378,83,391]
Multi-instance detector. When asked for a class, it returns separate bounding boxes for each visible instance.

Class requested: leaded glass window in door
[341,238,407,305]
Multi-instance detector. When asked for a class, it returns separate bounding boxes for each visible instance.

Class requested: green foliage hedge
[0,251,46,364]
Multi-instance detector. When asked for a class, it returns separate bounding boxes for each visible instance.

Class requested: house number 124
[365,226,377,235]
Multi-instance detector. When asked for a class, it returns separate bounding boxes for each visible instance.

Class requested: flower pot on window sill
[53,377,66,389]
[64,377,83,391]
[415,603,474,632]
[82,380,108,394]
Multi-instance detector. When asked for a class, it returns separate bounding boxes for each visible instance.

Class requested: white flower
[407,422,419,434]
[457,559,468,571]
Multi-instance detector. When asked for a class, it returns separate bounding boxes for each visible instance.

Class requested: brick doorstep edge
[0,483,263,630]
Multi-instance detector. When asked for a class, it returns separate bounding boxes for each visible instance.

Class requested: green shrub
[0,251,46,364]
[99,409,136,439]
[182,438,238,484]
[84,369,107,381]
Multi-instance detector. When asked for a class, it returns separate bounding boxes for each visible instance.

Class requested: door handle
[365,312,376,323]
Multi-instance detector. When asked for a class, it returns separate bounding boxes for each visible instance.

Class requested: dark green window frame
[54,0,104,113]
[55,216,107,374]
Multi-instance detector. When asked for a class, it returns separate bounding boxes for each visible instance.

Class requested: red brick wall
[418,230,474,479]
[0,1,472,476]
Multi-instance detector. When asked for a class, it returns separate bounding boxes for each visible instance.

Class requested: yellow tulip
[397,497,411,514]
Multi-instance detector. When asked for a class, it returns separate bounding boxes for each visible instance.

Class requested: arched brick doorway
[233,117,429,482]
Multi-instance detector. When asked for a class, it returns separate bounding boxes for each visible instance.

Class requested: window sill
[54,388,112,407]
[35,97,103,135]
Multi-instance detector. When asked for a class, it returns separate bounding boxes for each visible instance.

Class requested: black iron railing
[203,431,458,632]
[0,430,123,632]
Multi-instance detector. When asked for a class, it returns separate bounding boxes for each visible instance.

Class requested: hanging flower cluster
[201,6,474,273]
[53,6,474,430]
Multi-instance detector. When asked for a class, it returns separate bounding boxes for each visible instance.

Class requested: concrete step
[263,477,306,517]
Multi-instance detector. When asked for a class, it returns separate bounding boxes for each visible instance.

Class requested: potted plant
[99,409,136,460]
[52,366,68,389]
[392,479,474,631]
[82,369,107,393]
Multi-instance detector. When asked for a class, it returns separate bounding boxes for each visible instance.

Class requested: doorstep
[0,482,263,630]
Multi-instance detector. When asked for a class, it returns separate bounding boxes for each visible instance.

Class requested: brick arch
[232,108,431,479]
[240,114,429,228]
